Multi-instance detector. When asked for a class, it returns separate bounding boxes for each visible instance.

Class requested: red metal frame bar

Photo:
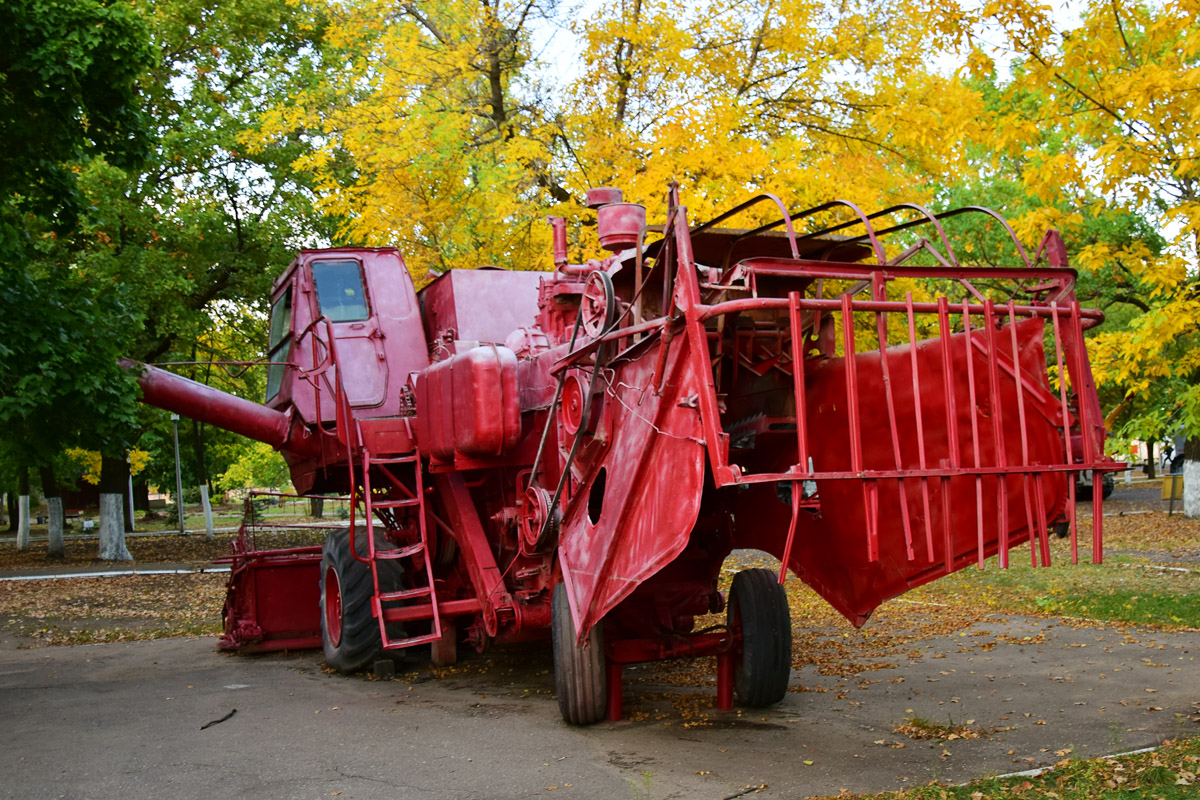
[905,293,935,561]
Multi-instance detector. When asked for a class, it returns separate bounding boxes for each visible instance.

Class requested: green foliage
[951,1,1200,449]
[0,269,141,465]
[0,0,153,249]
[216,440,290,491]
[0,0,152,472]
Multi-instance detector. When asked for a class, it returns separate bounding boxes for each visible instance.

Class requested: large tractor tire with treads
[552,582,607,725]
[320,530,403,673]
[728,567,792,707]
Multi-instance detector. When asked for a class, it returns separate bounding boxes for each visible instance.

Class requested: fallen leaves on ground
[0,527,328,570]
[0,573,225,645]
[893,716,1012,742]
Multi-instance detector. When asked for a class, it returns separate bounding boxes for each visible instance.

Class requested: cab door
[309,258,388,408]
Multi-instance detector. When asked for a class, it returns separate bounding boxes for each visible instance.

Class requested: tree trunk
[309,496,324,519]
[1144,441,1156,480]
[199,484,214,541]
[98,455,132,561]
[40,465,64,558]
[1183,436,1200,519]
[132,481,149,512]
[16,468,30,551]
[6,489,16,532]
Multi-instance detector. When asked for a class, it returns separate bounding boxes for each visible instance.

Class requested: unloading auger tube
[126,187,1123,725]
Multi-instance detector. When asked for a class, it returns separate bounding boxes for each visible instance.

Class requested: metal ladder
[361,449,444,649]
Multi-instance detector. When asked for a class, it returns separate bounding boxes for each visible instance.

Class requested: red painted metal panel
[451,346,521,457]
[558,334,707,638]
[419,268,544,347]
[219,552,322,653]
[415,346,521,460]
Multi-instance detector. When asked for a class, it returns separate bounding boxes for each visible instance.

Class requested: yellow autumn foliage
[64,448,150,485]
[250,0,986,275]
[955,0,1200,442]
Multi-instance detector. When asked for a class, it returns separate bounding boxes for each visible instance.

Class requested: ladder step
[382,631,444,649]
[378,586,432,602]
[370,497,421,509]
[375,542,425,559]
[369,454,419,465]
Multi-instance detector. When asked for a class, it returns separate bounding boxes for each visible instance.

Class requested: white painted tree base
[98,493,132,561]
[46,497,64,558]
[1184,459,1200,519]
[17,495,30,552]
[200,485,214,541]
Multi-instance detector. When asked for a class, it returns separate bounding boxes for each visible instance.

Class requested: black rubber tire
[728,568,792,707]
[552,582,607,725]
[320,530,403,673]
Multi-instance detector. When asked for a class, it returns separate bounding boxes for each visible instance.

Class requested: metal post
[171,413,185,534]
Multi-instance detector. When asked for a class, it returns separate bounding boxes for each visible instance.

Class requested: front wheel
[728,568,792,707]
[320,530,402,673]
[551,583,607,725]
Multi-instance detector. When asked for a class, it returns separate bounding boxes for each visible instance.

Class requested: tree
[15,0,337,550]
[0,0,153,555]
[559,0,983,225]
[254,0,561,274]
[0,0,152,256]
[259,0,991,274]
[956,0,1200,513]
[0,269,144,556]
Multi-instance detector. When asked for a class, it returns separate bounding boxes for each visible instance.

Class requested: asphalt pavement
[2,616,1197,800]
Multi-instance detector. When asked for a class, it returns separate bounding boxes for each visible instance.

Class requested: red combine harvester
[129,186,1121,724]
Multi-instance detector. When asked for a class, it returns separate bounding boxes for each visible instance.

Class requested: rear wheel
[728,568,792,707]
[320,530,403,673]
[552,583,606,725]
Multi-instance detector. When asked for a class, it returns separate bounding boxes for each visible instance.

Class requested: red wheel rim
[324,565,343,647]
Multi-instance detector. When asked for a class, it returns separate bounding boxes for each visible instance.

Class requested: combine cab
[130,186,1121,724]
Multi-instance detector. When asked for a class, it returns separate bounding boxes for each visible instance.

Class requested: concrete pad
[1,615,1197,800]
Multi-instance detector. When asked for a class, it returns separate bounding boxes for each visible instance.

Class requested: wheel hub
[324,565,343,647]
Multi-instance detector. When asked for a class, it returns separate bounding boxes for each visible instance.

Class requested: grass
[906,502,1200,630]
[814,736,1200,799]
[910,540,1200,630]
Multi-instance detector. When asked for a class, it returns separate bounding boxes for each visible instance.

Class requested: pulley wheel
[580,270,617,338]
[560,374,586,435]
[519,484,556,554]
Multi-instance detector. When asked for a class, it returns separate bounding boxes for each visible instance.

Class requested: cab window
[266,286,292,400]
[312,259,369,322]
